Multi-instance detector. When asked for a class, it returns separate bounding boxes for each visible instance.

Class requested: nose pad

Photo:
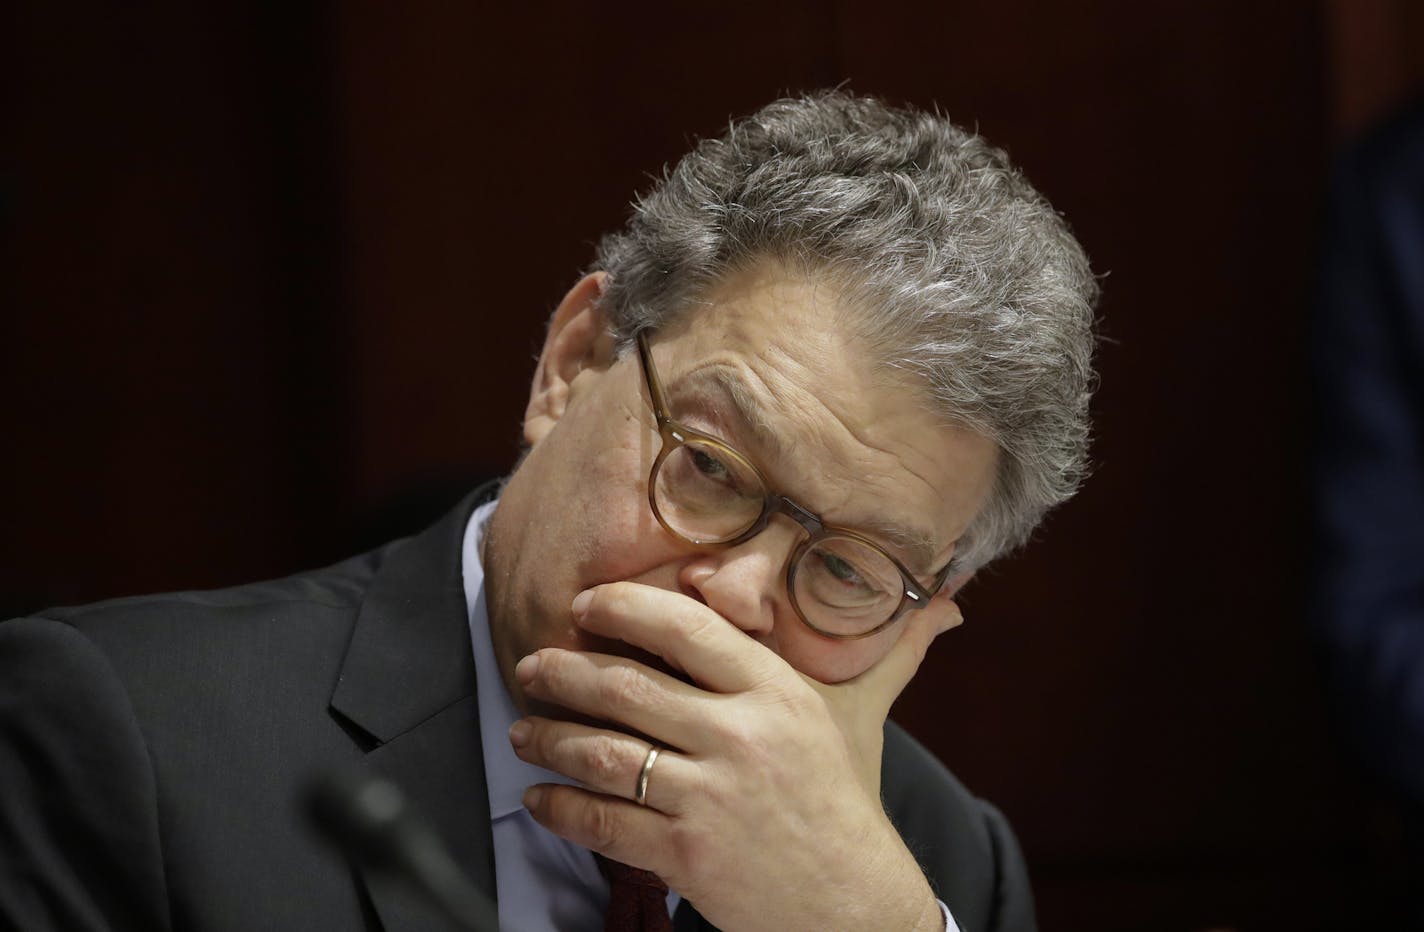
[677,520,802,638]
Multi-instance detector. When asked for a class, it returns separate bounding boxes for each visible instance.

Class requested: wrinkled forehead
[652,264,914,396]
[642,270,999,572]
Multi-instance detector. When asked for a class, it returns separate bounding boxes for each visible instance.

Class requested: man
[0,92,1097,931]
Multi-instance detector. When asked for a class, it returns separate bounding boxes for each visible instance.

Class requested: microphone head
[305,768,415,873]
[303,767,500,931]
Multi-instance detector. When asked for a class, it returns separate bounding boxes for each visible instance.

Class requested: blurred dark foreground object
[307,769,500,932]
[1310,90,1424,926]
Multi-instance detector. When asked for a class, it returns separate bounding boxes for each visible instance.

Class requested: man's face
[482,265,998,707]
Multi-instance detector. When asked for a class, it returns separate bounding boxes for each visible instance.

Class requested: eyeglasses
[634,330,951,640]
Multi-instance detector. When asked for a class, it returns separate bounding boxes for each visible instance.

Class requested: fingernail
[508,719,532,747]
[523,786,544,810]
[515,653,540,684]
[940,610,964,634]
[571,589,593,620]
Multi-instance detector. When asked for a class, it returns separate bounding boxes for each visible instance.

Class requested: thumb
[839,600,963,720]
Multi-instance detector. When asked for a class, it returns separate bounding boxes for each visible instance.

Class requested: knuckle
[666,821,705,878]
[535,647,568,685]
[678,606,719,645]
[585,734,625,785]
[586,801,621,852]
[712,713,759,753]
[598,664,651,710]
[739,729,779,774]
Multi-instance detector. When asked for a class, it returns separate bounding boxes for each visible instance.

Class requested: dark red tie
[597,855,672,932]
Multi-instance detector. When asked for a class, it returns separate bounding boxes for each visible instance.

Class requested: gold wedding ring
[634,746,660,806]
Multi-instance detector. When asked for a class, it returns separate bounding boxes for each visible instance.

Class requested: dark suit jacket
[0,491,1036,931]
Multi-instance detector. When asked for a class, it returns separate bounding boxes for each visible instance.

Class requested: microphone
[305,769,500,932]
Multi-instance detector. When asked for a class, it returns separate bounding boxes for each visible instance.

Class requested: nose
[677,518,802,639]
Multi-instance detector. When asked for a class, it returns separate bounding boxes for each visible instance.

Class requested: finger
[522,782,672,872]
[833,598,962,718]
[572,582,784,693]
[515,647,715,750]
[509,716,687,814]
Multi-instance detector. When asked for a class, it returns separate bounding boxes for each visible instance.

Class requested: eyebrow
[673,366,946,574]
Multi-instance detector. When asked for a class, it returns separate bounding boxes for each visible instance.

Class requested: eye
[819,552,864,585]
[810,550,880,598]
[796,537,903,615]
[689,447,733,482]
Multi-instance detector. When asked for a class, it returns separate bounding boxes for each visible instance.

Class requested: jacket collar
[331,485,495,743]
[328,483,502,931]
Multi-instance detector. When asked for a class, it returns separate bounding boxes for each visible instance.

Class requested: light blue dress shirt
[461,500,956,932]
[462,501,681,931]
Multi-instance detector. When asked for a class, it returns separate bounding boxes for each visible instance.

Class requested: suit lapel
[329,487,501,931]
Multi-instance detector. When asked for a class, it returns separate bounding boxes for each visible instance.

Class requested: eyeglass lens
[651,439,906,635]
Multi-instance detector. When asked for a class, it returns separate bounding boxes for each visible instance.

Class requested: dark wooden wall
[4,2,1417,928]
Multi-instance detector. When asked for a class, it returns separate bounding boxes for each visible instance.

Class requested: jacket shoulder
[25,547,397,682]
[882,721,1037,932]
[39,545,390,626]
[0,544,411,930]
[0,617,172,930]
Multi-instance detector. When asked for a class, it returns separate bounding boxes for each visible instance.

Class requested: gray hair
[591,91,1098,571]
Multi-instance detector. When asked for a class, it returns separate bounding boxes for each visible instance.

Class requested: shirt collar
[462,498,579,820]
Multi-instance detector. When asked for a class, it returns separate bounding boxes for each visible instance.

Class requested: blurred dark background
[4,2,1423,929]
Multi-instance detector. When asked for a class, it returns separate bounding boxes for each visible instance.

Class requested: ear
[524,272,618,447]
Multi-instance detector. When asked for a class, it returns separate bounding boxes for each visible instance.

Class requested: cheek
[566,451,686,589]
[770,623,895,684]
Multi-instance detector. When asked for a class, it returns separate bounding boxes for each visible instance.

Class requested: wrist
[852,815,943,931]
[912,894,948,932]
